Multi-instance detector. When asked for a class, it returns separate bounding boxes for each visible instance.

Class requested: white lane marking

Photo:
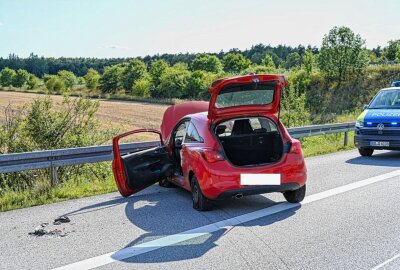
[372,253,400,270]
[53,170,400,270]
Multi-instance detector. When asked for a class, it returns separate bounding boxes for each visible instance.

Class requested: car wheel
[159,178,175,188]
[191,175,212,211]
[358,147,374,156]
[283,184,306,203]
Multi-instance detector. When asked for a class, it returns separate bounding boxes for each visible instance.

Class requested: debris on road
[53,216,70,225]
[28,216,72,238]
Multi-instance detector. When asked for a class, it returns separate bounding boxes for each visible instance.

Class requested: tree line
[2,35,399,78]
[1,26,400,125]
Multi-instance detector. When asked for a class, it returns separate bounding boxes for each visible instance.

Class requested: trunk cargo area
[215,117,283,166]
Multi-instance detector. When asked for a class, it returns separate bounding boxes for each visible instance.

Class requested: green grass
[301,131,355,157]
[0,176,116,212]
[0,132,356,212]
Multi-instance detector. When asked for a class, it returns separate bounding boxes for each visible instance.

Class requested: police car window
[369,90,400,109]
[184,122,202,143]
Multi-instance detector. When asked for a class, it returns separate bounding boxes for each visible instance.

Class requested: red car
[112,74,307,211]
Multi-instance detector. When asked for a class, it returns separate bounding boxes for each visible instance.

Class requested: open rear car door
[112,129,174,197]
[208,74,288,120]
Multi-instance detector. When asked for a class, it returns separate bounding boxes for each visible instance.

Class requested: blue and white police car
[354,81,400,156]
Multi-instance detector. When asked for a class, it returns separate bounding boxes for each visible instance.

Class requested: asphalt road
[1,149,400,270]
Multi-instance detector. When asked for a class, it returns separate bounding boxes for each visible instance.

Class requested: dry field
[0,91,170,141]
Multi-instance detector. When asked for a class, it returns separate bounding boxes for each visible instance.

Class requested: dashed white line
[372,253,400,270]
[53,170,400,270]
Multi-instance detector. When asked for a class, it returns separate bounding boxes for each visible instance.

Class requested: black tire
[191,176,212,211]
[358,147,374,157]
[159,178,175,188]
[283,184,306,203]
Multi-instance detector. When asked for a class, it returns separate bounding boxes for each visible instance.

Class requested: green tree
[318,26,369,84]
[12,69,30,87]
[45,75,65,93]
[302,51,316,75]
[223,53,252,74]
[0,67,17,87]
[132,78,151,97]
[121,58,147,92]
[155,63,191,98]
[384,40,400,61]
[84,68,100,90]
[285,52,302,69]
[186,70,218,99]
[27,74,40,89]
[99,65,124,93]
[281,86,310,128]
[244,65,275,74]
[262,54,276,69]
[57,70,77,89]
[149,60,169,87]
[192,54,223,73]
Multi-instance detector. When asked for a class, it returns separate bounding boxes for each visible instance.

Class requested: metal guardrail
[0,122,355,185]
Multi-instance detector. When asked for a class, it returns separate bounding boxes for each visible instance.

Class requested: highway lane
[0,149,399,270]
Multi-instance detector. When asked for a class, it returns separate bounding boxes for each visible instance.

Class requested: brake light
[201,149,225,163]
[290,139,303,155]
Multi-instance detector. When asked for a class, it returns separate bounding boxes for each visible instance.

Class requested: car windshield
[215,83,275,109]
[369,89,400,109]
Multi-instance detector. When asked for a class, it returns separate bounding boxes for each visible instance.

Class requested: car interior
[215,117,283,166]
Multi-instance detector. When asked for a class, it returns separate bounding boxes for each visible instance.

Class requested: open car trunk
[215,117,283,166]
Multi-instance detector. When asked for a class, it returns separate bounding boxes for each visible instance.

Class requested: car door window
[174,121,188,146]
[184,122,203,143]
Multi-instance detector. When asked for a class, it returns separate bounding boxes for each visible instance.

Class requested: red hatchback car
[112,74,307,211]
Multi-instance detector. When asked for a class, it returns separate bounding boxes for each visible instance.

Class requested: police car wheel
[358,147,374,156]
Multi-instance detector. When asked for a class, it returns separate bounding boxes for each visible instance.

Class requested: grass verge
[0,132,356,212]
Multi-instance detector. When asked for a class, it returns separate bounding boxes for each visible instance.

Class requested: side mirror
[362,105,368,110]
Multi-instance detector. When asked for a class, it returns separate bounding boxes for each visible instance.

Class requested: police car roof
[379,87,400,91]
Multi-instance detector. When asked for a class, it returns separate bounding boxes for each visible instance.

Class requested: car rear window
[215,83,276,109]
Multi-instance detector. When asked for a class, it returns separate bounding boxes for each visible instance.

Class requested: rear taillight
[289,139,303,155]
[201,149,225,163]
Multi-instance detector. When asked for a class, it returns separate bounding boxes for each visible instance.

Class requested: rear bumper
[215,183,300,200]
[197,152,307,200]
[354,133,400,150]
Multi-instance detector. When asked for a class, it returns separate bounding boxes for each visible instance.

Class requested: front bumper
[354,132,400,150]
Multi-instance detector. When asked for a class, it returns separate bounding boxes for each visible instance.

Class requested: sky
[0,0,399,58]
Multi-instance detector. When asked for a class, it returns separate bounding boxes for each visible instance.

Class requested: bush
[99,65,124,93]
[132,78,151,97]
[57,70,77,89]
[0,67,16,87]
[0,96,116,192]
[84,68,100,90]
[154,63,191,98]
[27,74,40,89]
[45,75,66,93]
[12,69,30,87]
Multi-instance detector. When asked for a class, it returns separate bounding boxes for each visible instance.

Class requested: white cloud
[99,44,130,50]
[0,22,3,26]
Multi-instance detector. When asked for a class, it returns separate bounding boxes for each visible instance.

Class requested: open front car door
[112,129,174,197]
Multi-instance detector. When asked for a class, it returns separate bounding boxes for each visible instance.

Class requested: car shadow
[346,150,400,167]
[62,187,300,264]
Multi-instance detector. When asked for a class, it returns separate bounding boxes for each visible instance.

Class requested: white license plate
[370,141,390,147]
[240,174,281,185]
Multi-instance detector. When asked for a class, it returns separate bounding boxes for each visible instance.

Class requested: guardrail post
[344,131,348,146]
[50,165,58,186]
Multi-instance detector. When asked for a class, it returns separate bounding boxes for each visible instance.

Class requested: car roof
[379,87,400,91]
